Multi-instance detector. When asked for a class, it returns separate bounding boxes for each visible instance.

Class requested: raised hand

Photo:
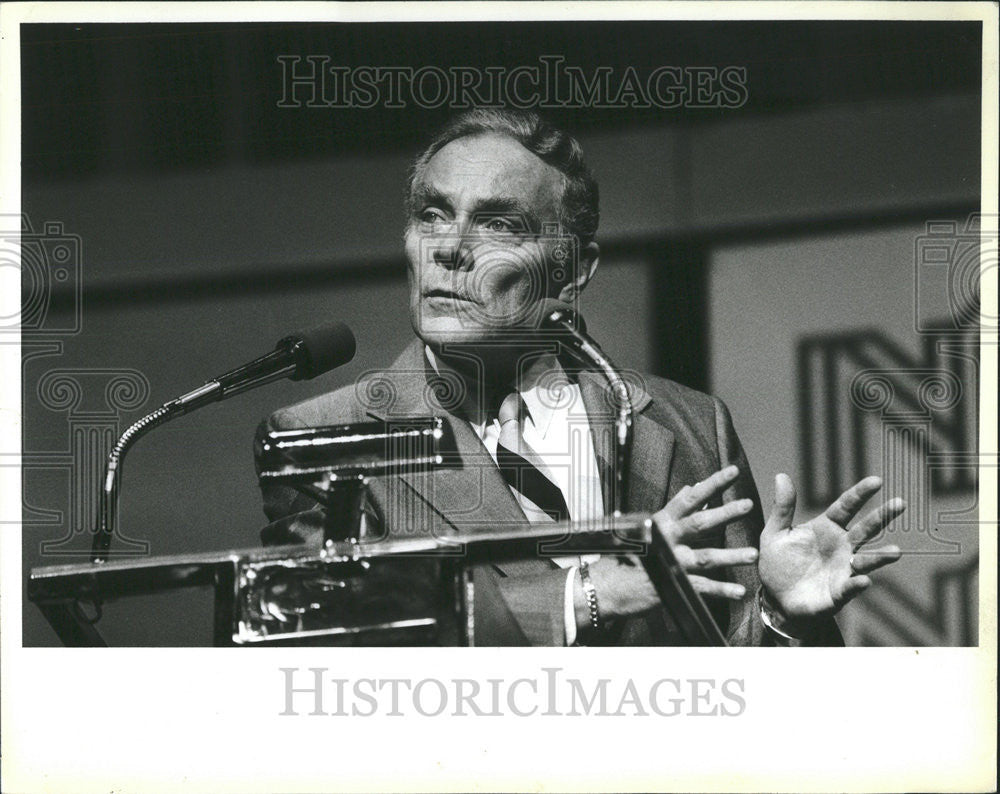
[582,465,759,627]
[652,465,759,601]
[758,473,904,636]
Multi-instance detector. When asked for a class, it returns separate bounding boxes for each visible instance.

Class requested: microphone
[91,322,356,562]
[537,300,633,516]
[167,322,356,415]
[536,298,587,337]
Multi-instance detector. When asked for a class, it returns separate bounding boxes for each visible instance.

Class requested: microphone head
[282,321,357,380]
[536,299,587,335]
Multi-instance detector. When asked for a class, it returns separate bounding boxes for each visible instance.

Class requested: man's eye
[483,217,516,233]
[418,209,446,225]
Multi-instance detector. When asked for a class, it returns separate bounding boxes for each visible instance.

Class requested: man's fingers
[672,499,754,541]
[833,574,871,605]
[655,497,753,544]
[682,546,758,572]
[663,465,740,519]
[688,575,747,601]
[763,473,797,534]
[848,498,906,549]
[850,546,902,575]
[824,476,883,527]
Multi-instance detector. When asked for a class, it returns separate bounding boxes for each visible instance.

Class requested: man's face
[405,133,570,348]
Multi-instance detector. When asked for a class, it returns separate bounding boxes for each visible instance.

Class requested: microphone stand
[542,304,726,645]
[91,347,302,563]
[542,306,633,515]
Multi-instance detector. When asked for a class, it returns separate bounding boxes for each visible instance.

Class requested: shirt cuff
[564,566,579,646]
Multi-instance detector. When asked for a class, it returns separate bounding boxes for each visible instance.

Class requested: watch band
[758,586,800,644]
[578,561,603,634]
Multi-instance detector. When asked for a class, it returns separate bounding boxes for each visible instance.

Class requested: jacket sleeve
[713,397,844,647]
[479,563,564,646]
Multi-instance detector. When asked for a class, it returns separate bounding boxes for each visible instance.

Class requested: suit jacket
[255,339,842,647]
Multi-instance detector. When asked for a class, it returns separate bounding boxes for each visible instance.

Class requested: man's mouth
[424,288,476,303]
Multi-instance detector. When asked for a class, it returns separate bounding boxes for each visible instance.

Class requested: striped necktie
[495,392,569,523]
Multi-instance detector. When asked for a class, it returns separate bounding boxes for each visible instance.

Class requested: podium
[28,515,726,646]
[28,419,727,647]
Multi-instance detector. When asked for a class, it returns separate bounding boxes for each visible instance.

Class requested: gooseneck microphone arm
[92,349,295,562]
[91,323,356,563]
[539,301,728,646]
[539,301,634,516]
[94,404,173,563]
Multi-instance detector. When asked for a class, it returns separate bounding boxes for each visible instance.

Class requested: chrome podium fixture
[255,417,450,544]
[29,512,725,646]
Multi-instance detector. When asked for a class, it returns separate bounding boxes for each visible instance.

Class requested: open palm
[759,473,903,633]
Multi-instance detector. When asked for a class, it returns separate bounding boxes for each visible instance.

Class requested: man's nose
[432,221,475,271]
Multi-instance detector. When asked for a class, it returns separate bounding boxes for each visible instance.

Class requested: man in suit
[257,108,903,646]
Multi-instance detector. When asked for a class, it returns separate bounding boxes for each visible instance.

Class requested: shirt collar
[517,354,572,439]
[423,345,573,438]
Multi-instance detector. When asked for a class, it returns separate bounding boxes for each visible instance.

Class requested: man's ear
[556,241,599,304]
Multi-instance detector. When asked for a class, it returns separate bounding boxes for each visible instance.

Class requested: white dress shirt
[426,348,603,644]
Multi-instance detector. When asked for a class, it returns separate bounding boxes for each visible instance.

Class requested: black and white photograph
[1,2,996,792]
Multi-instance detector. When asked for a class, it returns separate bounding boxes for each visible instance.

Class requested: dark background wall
[18,21,982,646]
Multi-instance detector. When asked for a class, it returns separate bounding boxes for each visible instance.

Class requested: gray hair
[407,108,600,246]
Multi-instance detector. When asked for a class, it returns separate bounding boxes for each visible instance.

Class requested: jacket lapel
[364,341,530,536]
[364,342,676,536]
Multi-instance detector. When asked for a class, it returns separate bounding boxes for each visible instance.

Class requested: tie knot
[498,391,523,426]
